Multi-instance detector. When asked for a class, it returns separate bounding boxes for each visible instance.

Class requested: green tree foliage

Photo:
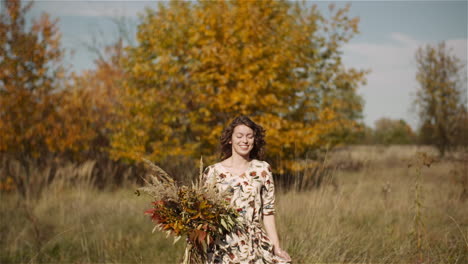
[110,1,367,172]
[373,118,415,145]
[353,119,415,145]
[353,124,374,145]
[414,42,467,155]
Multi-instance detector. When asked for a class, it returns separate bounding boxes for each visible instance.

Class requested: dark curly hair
[219,115,266,161]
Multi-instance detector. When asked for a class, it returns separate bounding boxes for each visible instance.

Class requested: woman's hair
[220,115,266,160]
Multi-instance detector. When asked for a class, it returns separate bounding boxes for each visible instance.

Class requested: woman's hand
[274,246,292,262]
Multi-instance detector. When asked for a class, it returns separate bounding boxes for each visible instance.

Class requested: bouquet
[137,158,242,264]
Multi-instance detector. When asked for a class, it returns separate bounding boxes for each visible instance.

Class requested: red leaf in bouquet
[145,200,169,223]
[188,229,209,250]
[145,209,164,222]
[197,230,207,245]
[144,209,155,215]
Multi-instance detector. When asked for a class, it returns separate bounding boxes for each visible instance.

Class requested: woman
[202,115,292,263]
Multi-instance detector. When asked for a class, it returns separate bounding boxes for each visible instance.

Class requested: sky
[10,0,468,129]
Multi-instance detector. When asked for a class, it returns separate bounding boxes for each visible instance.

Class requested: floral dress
[202,159,290,264]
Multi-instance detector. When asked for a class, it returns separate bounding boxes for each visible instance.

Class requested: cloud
[342,33,467,128]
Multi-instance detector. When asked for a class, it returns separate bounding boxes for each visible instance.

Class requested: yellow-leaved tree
[66,39,126,160]
[110,1,367,172]
[0,0,67,162]
[0,0,108,196]
[0,0,105,163]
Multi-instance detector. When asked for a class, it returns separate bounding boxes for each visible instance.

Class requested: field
[1,145,467,263]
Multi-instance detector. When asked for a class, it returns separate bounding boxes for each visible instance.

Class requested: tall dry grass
[277,156,467,263]
[1,145,467,263]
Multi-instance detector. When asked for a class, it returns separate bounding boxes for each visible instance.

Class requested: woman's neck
[226,153,251,167]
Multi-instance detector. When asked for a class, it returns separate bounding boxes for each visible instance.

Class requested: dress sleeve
[261,161,276,216]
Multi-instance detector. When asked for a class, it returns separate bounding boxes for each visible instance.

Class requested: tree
[0,0,103,164]
[373,118,415,145]
[454,109,468,147]
[0,0,66,161]
[353,124,374,145]
[110,1,367,172]
[414,42,467,156]
[66,39,126,160]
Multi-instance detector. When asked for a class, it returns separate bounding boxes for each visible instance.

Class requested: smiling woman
[201,115,291,263]
[229,125,255,161]
[219,116,266,163]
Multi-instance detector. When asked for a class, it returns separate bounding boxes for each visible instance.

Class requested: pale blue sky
[14,0,468,129]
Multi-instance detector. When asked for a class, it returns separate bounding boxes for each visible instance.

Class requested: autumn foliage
[110,1,367,172]
[0,0,129,197]
[2,0,369,191]
[0,0,127,161]
[0,1,67,160]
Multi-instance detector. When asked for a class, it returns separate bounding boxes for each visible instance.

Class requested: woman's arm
[264,215,291,261]
[262,162,291,261]
[263,214,281,248]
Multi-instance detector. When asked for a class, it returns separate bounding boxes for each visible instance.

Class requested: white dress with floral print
[202,159,289,264]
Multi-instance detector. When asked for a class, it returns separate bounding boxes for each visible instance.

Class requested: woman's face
[231,124,255,158]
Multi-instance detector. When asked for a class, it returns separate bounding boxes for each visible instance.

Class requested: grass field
[1,146,467,263]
